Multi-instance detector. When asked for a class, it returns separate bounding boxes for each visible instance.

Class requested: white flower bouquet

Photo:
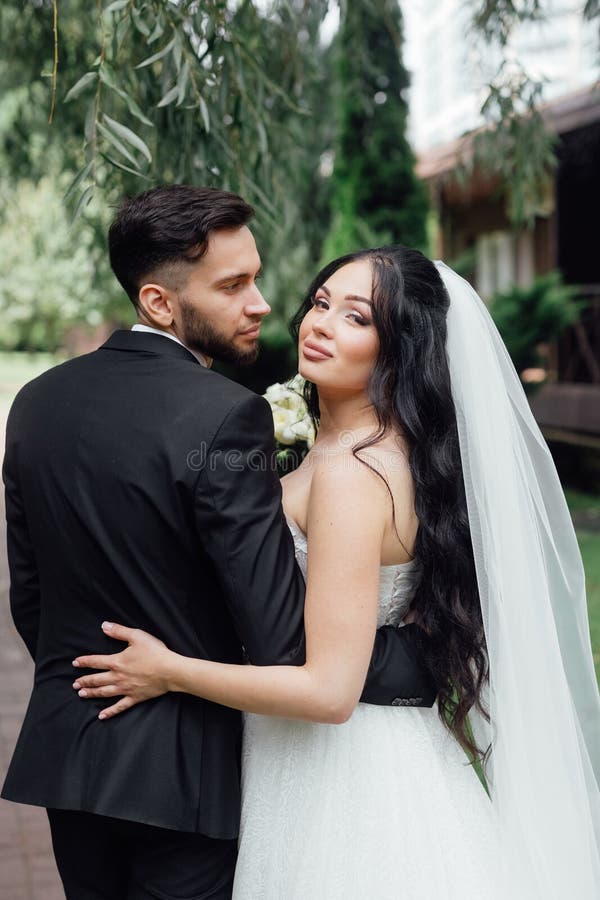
[263,374,315,470]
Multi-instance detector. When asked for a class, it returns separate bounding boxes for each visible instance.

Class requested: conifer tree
[324,0,429,257]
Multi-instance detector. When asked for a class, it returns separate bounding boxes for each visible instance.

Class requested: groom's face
[173,225,270,366]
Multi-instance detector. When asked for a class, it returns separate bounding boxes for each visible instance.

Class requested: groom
[2,185,436,899]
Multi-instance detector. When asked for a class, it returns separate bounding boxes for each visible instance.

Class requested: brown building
[418,85,600,482]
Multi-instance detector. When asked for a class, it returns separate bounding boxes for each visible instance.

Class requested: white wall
[400,0,598,153]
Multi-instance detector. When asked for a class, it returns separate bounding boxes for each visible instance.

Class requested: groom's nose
[245,284,271,318]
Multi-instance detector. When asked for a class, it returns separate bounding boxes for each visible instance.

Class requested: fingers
[73,672,115,690]
[72,622,140,669]
[72,654,115,670]
[101,621,139,643]
[98,696,138,720]
[76,683,123,699]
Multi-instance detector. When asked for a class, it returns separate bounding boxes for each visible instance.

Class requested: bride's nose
[312,313,334,339]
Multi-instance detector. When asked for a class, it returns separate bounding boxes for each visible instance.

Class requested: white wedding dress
[232,518,506,899]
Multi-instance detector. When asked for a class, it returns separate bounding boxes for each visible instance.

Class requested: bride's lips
[303,340,333,361]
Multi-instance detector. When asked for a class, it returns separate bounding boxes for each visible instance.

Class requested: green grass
[564,488,600,513]
[564,492,600,681]
[577,530,600,683]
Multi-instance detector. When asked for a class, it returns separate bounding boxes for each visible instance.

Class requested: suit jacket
[2,330,436,838]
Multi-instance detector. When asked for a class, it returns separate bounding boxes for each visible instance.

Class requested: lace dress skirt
[232,703,508,899]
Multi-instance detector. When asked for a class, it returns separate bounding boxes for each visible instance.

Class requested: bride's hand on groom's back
[72,622,176,719]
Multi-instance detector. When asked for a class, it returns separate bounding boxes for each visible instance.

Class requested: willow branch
[91,0,106,184]
[48,0,59,123]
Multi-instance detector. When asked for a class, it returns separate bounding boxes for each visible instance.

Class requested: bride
[72,247,600,898]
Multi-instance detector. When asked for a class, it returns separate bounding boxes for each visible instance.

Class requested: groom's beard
[179,299,260,366]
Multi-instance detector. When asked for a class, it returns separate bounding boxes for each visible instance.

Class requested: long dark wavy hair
[290,246,490,762]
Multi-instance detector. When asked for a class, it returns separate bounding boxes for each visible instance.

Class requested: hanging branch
[48,0,59,123]
[91,0,107,187]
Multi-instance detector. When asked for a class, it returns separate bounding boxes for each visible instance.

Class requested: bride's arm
[73,459,389,724]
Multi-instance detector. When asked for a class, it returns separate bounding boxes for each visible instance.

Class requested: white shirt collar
[131,324,209,367]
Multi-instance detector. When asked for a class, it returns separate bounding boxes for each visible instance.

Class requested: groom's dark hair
[108,184,255,308]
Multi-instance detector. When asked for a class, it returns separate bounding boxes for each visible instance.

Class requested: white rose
[273,408,297,443]
[279,426,298,445]
[291,420,310,440]
[284,394,303,414]
[265,383,286,403]
[288,374,305,392]
[264,375,314,448]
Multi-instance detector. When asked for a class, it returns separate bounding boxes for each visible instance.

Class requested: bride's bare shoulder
[306,437,416,561]
[340,433,412,489]
[307,446,391,508]
[305,451,389,551]
[282,432,412,534]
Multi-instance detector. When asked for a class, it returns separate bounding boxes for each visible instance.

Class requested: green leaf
[147,17,165,44]
[131,6,151,37]
[177,61,190,106]
[126,100,154,128]
[157,85,179,108]
[98,63,120,91]
[173,34,183,72]
[103,0,129,15]
[103,114,152,162]
[136,37,176,69]
[64,71,97,103]
[64,161,94,202]
[70,185,93,226]
[257,120,268,155]
[97,121,140,168]
[114,12,131,53]
[99,65,154,126]
[99,152,151,180]
[84,100,96,143]
[199,96,210,133]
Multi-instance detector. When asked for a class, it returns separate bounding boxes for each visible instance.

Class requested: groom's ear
[137,282,175,328]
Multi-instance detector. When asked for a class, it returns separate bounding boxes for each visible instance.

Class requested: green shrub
[490,272,582,376]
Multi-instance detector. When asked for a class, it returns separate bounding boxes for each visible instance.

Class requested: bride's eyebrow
[345,294,373,306]
[317,284,373,306]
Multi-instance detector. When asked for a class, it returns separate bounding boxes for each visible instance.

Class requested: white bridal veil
[434,262,600,898]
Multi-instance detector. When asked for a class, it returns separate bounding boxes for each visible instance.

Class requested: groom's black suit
[2,330,435,898]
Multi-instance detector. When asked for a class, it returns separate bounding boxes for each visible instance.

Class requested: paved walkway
[0,403,64,899]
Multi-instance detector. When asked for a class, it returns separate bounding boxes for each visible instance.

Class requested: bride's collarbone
[280,450,416,566]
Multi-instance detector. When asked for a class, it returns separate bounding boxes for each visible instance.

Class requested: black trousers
[47,809,237,900]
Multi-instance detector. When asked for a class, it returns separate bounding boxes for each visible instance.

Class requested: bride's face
[298,260,379,392]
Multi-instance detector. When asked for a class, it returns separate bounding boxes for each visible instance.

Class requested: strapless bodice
[285,517,420,627]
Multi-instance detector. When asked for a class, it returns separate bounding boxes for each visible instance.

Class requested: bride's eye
[311,296,329,309]
[347,313,370,325]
